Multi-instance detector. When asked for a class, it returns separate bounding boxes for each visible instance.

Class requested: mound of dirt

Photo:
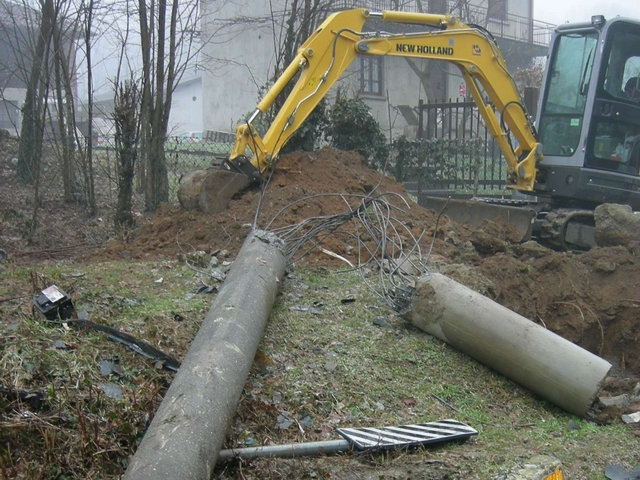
[99,147,640,375]
[100,148,471,263]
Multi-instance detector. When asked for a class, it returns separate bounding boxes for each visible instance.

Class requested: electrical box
[32,285,74,321]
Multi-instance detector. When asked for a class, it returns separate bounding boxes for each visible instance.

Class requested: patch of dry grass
[0,259,210,478]
[0,261,638,479]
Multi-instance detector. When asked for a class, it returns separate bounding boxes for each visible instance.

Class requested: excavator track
[463,198,597,251]
[536,209,596,251]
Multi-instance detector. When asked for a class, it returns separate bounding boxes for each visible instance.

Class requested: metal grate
[337,419,477,450]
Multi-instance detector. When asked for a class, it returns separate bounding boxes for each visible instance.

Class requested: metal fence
[93,135,235,203]
[329,0,555,47]
[403,98,511,198]
[5,131,236,212]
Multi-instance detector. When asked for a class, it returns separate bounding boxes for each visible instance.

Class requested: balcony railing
[328,0,555,47]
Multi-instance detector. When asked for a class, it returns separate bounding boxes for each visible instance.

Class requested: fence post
[417,99,424,141]
[473,146,481,197]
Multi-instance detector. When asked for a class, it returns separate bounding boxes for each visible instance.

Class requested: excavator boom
[218,8,542,199]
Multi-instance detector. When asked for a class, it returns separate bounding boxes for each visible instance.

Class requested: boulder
[178,169,250,214]
[594,203,640,250]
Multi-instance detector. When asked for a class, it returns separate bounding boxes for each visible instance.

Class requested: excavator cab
[535,15,640,210]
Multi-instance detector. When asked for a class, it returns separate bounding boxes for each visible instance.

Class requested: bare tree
[17,0,55,184]
[1,0,89,199]
[137,0,200,211]
[80,0,97,213]
[52,0,83,204]
[513,56,545,94]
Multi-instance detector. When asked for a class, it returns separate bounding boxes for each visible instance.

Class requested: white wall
[200,1,424,139]
[465,0,532,18]
[201,0,276,132]
[0,87,24,135]
[508,0,532,18]
[336,56,426,139]
[168,78,203,135]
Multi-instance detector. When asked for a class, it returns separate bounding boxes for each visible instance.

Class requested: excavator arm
[224,8,543,192]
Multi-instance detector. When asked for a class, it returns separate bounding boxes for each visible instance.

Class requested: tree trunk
[139,0,173,211]
[145,136,169,210]
[114,81,140,230]
[405,58,438,137]
[25,0,55,242]
[115,152,135,229]
[137,0,152,195]
[17,0,55,183]
[137,0,182,211]
[84,0,96,214]
[53,15,82,203]
[52,24,75,202]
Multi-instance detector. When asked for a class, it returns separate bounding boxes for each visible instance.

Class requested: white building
[200,0,277,133]
[91,75,203,141]
[201,0,553,138]
[0,88,24,136]
[167,76,203,136]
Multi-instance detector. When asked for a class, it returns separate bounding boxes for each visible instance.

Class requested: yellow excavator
[211,8,640,250]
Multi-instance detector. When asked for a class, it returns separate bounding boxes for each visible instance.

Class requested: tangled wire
[260,190,447,313]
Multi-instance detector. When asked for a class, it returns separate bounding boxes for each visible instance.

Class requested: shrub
[281,98,329,153]
[239,95,390,169]
[325,97,389,169]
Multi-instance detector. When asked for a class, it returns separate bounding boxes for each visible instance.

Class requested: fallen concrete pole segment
[124,231,286,480]
[403,273,611,417]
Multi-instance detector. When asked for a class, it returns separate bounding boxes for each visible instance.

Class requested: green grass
[0,259,216,478]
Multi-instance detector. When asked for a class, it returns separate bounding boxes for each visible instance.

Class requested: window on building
[358,56,383,96]
[487,0,507,22]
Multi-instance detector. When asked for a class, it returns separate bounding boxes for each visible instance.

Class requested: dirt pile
[101,148,471,263]
[100,147,639,374]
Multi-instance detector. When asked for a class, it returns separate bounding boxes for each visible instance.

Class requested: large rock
[178,169,250,214]
[594,203,640,250]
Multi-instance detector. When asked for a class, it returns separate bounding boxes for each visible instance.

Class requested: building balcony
[329,0,555,47]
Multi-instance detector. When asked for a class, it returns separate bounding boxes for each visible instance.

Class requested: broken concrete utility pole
[124,231,286,480]
[404,273,611,417]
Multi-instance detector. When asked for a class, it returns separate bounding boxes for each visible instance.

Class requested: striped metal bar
[337,419,477,450]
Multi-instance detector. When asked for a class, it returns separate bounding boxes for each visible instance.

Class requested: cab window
[538,32,598,156]
[602,29,640,102]
[586,21,640,175]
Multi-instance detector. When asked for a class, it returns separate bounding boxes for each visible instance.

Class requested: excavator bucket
[178,169,251,215]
